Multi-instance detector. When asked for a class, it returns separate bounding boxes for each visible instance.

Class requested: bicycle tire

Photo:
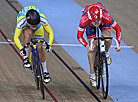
[94,49,101,89]
[101,52,109,99]
[94,65,100,89]
[97,67,101,89]
[35,54,40,90]
[30,53,40,90]
[35,54,45,99]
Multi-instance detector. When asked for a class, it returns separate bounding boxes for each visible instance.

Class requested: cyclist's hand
[46,45,52,52]
[115,46,121,52]
[20,48,26,56]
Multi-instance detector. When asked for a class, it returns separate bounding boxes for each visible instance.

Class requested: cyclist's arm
[43,24,54,46]
[40,14,54,46]
[110,21,122,45]
[77,26,88,47]
[14,27,23,50]
[103,13,122,44]
[77,19,89,47]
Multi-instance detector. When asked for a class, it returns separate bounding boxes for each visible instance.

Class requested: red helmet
[88,6,102,21]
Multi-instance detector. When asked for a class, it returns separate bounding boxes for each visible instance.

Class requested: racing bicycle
[91,27,119,99]
[23,38,48,99]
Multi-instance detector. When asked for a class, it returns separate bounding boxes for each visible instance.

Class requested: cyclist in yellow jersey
[14,6,54,83]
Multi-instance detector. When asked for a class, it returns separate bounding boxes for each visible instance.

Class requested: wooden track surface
[2,0,136,101]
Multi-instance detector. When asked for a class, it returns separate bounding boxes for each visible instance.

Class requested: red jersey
[77,2,122,47]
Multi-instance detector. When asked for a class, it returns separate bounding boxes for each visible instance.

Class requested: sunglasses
[27,23,38,27]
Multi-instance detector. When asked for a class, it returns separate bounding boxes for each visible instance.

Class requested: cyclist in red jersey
[77,2,122,86]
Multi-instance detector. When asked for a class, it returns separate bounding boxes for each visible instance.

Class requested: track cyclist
[77,2,122,87]
[14,6,54,84]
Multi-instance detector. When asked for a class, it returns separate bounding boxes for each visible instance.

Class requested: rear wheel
[101,52,109,99]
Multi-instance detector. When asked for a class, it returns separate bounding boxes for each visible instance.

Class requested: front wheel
[31,53,40,90]
[94,65,100,89]
[94,50,100,89]
[36,54,45,99]
[101,52,109,99]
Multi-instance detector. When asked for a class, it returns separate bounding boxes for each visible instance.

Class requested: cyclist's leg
[86,25,97,86]
[87,40,97,74]
[33,25,51,83]
[23,27,32,57]
[86,25,97,74]
[33,25,46,70]
[36,42,46,71]
[22,27,33,68]
[99,23,112,52]
[22,27,33,46]
[100,23,112,64]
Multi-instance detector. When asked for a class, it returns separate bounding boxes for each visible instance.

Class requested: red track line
[43,84,58,102]
[0,29,58,102]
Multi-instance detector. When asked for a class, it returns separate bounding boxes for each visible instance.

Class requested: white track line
[0,42,134,48]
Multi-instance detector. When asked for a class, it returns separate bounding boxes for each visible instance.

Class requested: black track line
[52,50,101,102]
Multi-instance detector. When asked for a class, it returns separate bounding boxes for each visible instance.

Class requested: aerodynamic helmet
[88,6,102,21]
[26,9,40,26]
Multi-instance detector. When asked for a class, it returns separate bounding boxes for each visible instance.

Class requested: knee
[102,30,111,37]
[92,46,97,52]
[23,28,33,38]
[37,43,43,53]
[88,46,97,54]
[105,39,112,43]
[102,30,112,42]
